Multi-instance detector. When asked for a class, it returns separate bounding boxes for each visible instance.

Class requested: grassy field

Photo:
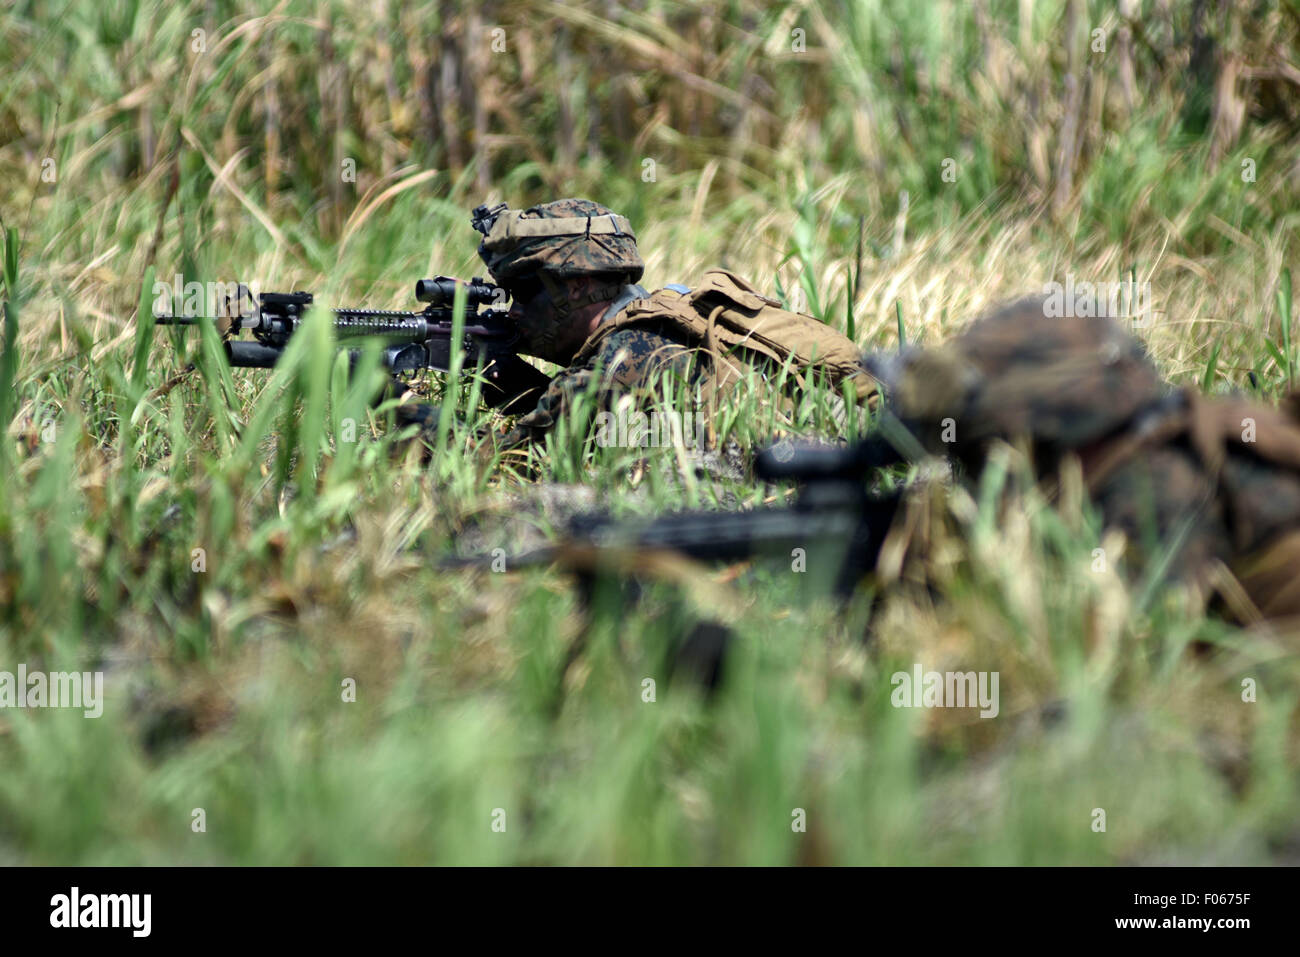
[1,0,1299,864]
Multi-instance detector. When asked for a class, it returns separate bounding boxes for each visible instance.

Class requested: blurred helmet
[471,198,644,286]
[880,295,1167,459]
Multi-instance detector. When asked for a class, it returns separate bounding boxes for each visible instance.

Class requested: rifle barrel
[225,340,282,367]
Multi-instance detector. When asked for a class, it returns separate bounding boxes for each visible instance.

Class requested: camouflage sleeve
[495,327,697,450]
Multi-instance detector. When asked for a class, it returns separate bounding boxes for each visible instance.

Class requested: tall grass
[0,0,1297,864]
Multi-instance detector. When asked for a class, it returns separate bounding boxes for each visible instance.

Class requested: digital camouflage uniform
[871,296,1300,623]
[473,199,876,451]
[497,321,699,449]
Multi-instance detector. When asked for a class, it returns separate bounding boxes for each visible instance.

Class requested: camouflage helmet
[471,199,644,286]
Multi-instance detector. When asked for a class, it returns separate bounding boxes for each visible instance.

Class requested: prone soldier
[448,198,877,451]
[868,296,1300,624]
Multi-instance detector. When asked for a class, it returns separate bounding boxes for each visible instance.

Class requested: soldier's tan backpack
[573,269,878,406]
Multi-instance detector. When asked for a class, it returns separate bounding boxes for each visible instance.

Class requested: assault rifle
[155,276,548,412]
[446,429,911,598]
[443,431,911,693]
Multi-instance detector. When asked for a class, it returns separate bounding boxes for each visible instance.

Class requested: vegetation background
[1,0,1298,864]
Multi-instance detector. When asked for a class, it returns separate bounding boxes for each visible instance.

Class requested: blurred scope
[754,436,901,481]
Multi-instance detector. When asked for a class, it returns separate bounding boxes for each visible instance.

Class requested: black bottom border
[2,866,1283,943]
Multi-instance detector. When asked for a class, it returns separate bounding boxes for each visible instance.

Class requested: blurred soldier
[466,198,877,450]
[868,296,1300,624]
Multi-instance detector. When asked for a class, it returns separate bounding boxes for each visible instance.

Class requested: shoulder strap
[600,283,650,322]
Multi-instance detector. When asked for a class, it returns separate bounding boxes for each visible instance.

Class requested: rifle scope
[415,275,504,307]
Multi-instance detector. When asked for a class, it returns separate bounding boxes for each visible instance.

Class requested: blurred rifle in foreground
[155,276,548,413]
[446,429,911,598]
[444,430,911,692]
